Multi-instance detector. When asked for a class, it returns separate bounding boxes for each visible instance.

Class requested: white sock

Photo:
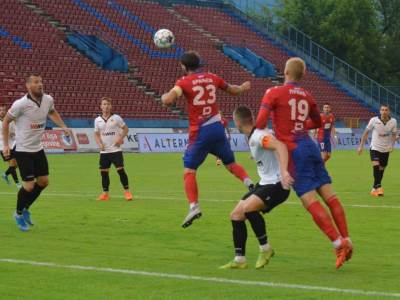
[333,238,342,249]
[259,243,271,252]
[243,178,253,187]
[190,203,198,210]
[234,256,246,263]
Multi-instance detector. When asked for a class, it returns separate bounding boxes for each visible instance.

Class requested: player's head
[233,106,254,133]
[380,104,390,118]
[26,73,43,98]
[180,51,201,74]
[323,103,331,114]
[284,57,306,82]
[100,97,112,114]
[0,105,6,118]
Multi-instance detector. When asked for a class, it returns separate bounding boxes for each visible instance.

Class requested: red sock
[307,201,340,242]
[326,196,349,238]
[226,163,249,182]
[184,172,198,204]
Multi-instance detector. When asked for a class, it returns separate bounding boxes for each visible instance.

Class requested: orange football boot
[124,191,133,201]
[376,187,384,197]
[97,193,109,201]
[370,188,379,197]
[335,239,352,269]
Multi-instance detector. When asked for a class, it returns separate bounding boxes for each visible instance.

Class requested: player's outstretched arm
[261,134,294,189]
[225,81,251,96]
[357,129,370,155]
[48,109,71,136]
[161,86,182,106]
[1,113,14,157]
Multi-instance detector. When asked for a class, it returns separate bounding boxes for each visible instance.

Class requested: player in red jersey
[255,57,352,269]
[162,51,254,228]
[316,103,337,162]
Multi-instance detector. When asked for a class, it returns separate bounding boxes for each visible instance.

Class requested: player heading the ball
[162,51,254,228]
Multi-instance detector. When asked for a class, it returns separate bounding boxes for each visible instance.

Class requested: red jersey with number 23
[256,83,321,150]
[175,72,228,133]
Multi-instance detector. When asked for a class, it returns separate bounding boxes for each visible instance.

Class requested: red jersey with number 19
[175,72,228,132]
[256,83,321,150]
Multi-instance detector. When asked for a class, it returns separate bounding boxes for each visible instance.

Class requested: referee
[357,105,397,197]
[2,74,71,231]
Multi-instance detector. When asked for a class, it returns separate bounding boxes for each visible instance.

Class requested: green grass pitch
[0,151,399,299]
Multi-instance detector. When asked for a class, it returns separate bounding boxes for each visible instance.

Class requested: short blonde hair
[100,97,112,104]
[285,57,306,81]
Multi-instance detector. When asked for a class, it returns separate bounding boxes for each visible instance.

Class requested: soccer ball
[153,29,175,48]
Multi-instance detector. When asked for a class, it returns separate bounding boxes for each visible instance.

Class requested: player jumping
[162,51,254,228]
[316,103,337,162]
[255,57,353,269]
[0,105,21,188]
[357,105,397,197]
[220,106,293,269]
[94,97,133,201]
[2,74,70,231]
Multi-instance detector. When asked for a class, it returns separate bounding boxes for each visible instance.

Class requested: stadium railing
[223,0,400,118]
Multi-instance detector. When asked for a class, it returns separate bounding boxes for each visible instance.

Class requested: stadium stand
[0,0,375,121]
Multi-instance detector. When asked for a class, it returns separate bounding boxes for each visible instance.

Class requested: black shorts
[370,149,390,167]
[1,146,16,162]
[15,150,49,181]
[241,182,290,213]
[99,151,124,169]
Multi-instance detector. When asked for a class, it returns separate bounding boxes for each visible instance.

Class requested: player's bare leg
[220,201,248,269]
[318,184,352,261]
[116,167,132,201]
[243,195,275,269]
[300,191,348,268]
[98,169,110,201]
[225,162,254,190]
[182,168,201,228]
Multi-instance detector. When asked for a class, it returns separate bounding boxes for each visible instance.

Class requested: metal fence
[224,0,400,117]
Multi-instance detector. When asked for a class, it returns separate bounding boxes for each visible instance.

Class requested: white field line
[0,258,399,298]
[0,191,400,209]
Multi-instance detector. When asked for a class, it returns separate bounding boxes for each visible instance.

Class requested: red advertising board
[42,130,77,151]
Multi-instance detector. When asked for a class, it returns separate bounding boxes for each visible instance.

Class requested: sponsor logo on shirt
[102,132,116,136]
[30,123,45,129]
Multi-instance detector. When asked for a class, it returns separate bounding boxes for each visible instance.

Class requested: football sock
[326,196,349,238]
[5,166,19,183]
[373,165,381,188]
[16,187,31,215]
[232,220,247,256]
[227,163,252,185]
[101,171,110,192]
[25,183,44,209]
[306,201,340,242]
[377,167,385,186]
[245,211,268,246]
[117,168,129,190]
[184,172,198,204]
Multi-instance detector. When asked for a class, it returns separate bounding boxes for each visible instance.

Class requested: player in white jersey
[220,106,293,269]
[94,97,132,201]
[2,74,70,231]
[357,105,397,197]
[0,105,21,188]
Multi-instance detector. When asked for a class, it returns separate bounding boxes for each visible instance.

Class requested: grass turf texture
[0,151,399,300]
